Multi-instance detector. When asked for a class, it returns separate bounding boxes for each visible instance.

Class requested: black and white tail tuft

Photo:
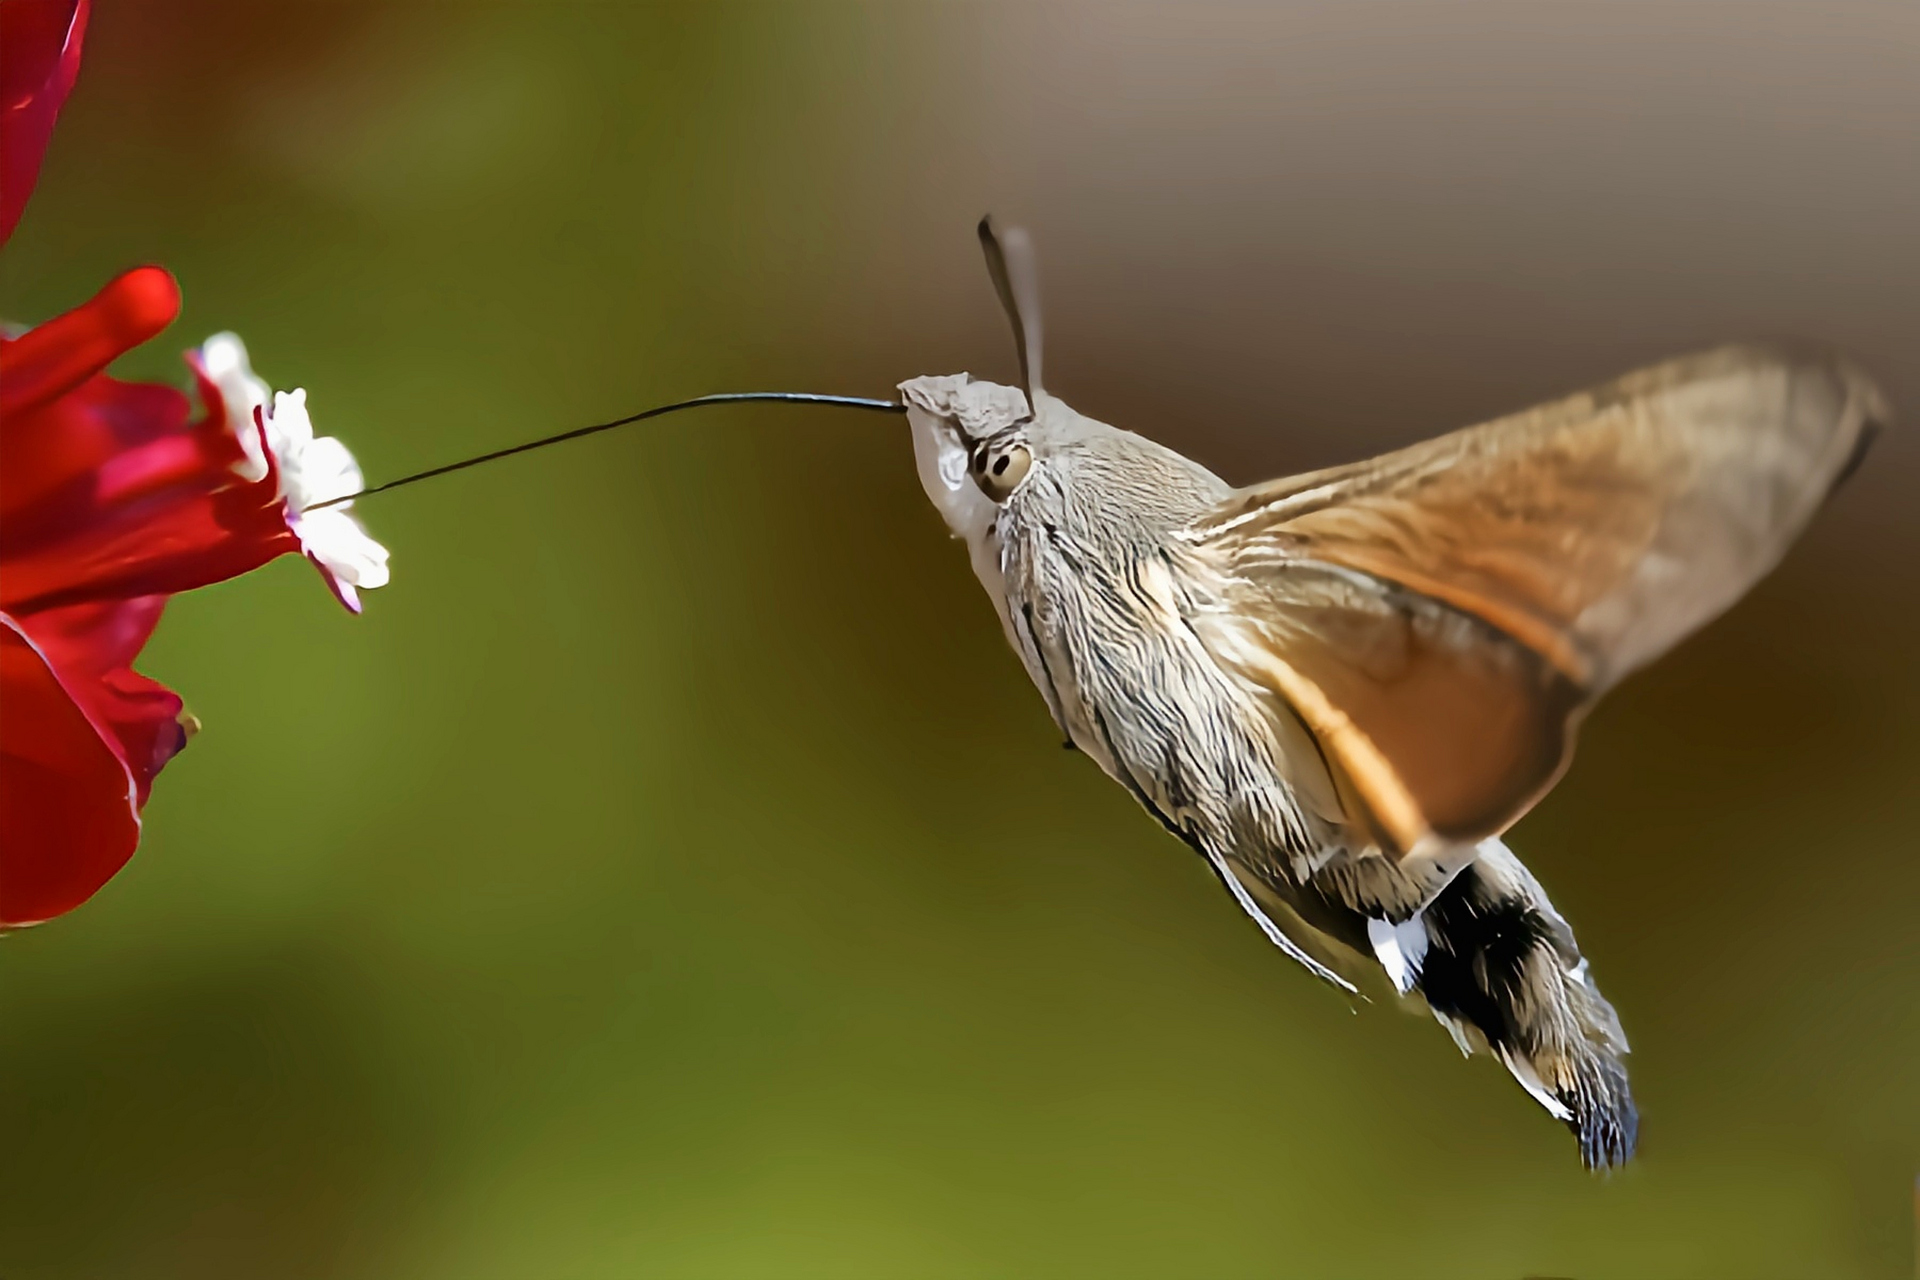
[1391,841,1638,1169]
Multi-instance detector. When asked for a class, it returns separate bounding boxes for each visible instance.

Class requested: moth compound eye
[971,443,1032,502]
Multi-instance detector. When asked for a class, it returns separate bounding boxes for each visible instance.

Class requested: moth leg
[1204,849,1357,994]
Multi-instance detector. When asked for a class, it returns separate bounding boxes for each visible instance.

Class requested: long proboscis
[309,391,905,510]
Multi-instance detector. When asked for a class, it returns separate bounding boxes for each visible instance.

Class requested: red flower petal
[17,595,188,805]
[0,608,141,928]
[1,272,304,615]
[0,0,90,246]
[0,267,187,528]
[0,270,189,545]
[0,467,295,614]
[0,265,178,419]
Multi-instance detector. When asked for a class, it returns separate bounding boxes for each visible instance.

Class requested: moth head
[900,373,1040,516]
[899,373,1052,547]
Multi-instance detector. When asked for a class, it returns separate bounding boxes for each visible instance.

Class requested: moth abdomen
[1413,849,1637,1170]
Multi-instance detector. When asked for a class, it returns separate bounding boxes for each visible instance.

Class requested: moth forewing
[1181,343,1891,853]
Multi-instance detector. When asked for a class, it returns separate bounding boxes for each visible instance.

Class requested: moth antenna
[310,391,904,509]
[977,214,1045,415]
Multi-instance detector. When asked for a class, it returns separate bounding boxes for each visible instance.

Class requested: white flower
[199,332,391,611]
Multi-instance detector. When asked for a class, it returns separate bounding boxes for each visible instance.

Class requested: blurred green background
[3,3,1917,1277]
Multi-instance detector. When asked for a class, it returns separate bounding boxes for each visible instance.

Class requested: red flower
[1,270,299,616]
[1,0,388,926]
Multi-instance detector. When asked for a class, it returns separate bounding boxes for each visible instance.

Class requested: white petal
[294,436,364,509]
[293,507,391,589]
[269,388,315,451]
[199,332,270,411]
[199,331,274,481]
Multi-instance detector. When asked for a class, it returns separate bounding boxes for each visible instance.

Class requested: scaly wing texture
[1183,344,1889,854]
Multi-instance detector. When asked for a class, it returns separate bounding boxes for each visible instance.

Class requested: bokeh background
[3,3,1917,1277]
